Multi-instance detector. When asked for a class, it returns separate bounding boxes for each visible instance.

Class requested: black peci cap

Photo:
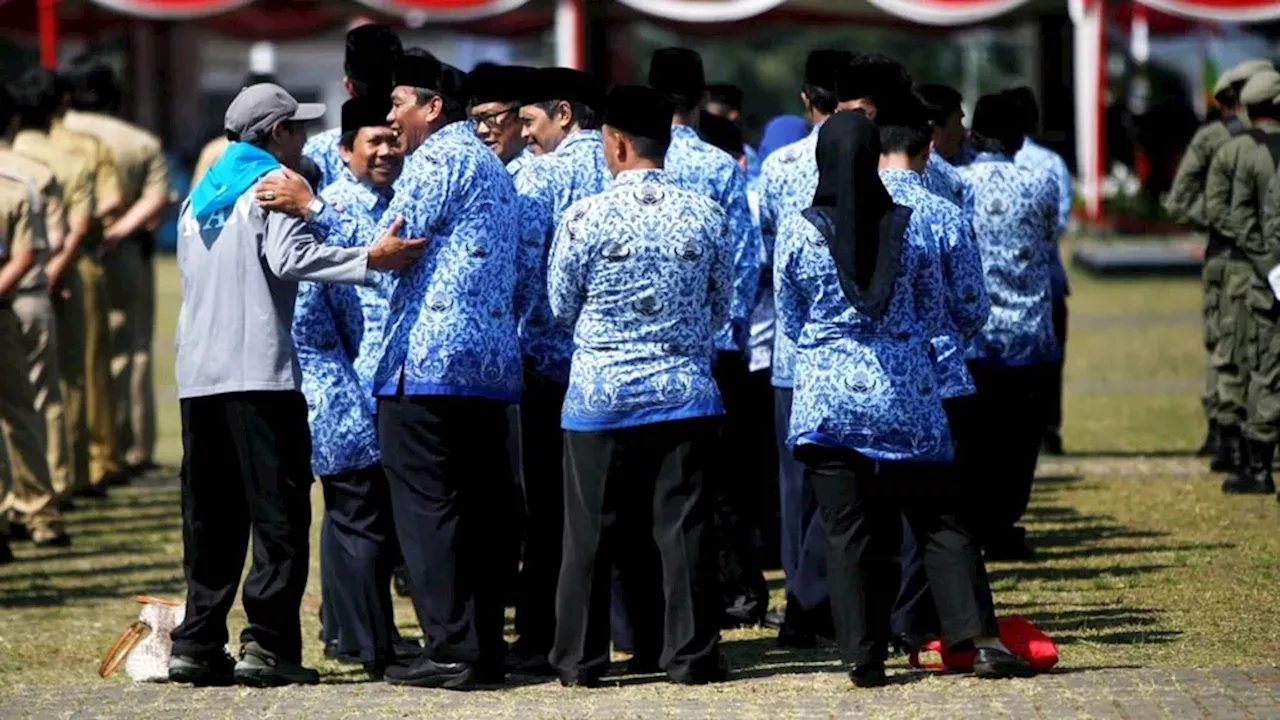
[466,64,536,106]
[345,24,402,93]
[341,95,392,135]
[804,49,853,91]
[648,47,706,104]
[603,85,674,143]
[522,67,606,114]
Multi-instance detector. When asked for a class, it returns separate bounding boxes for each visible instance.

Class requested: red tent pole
[38,0,58,68]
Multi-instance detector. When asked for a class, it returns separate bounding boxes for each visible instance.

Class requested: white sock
[973,636,1011,654]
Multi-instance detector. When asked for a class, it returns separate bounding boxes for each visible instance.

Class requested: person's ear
[557,101,573,129]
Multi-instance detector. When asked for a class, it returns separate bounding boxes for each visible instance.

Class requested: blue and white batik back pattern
[1015,137,1073,298]
[775,210,953,463]
[959,152,1062,368]
[663,124,761,353]
[879,168,989,399]
[757,122,822,388]
[548,168,731,432]
[302,128,344,192]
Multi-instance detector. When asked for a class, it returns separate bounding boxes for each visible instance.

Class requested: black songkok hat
[835,53,912,103]
[603,85,674,143]
[523,67,606,113]
[393,50,443,91]
[341,95,392,135]
[804,49,854,91]
[345,24,402,92]
[873,90,927,130]
[706,83,743,111]
[466,64,536,106]
[971,92,1022,145]
[699,112,743,158]
[438,63,469,106]
[648,48,706,104]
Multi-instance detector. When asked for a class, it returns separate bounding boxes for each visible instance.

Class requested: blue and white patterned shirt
[303,128,344,192]
[744,142,761,185]
[513,130,612,385]
[1015,136,1072,298]
[880,168,989,399]
[959,152,1061,368]
[548,168,730,431]
[775,210,953,463]
[311,121,527,401]
[923,150,974,220]
[757,122,822,388]
[507,152,559,382]
[292,170,395,475]
[663,124,760,353]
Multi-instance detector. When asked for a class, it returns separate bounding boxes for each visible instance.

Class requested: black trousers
[776,387,828,612]
[798,444,997,665]
[378,395,511,669]
[1046,297,1069,433]
[711,353,768,617]
[956,364,1048,548]
[320,464,401,664]
[514,369,568,658]
[171,391,314,663]
[744,370,781,569]
[552,418,722,681]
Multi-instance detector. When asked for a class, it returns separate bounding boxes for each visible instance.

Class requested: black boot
[1211,424,1244,473]
[1196,420,1220,457]
[1223,440,1276,494]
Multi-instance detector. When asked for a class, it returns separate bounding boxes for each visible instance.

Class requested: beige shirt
[64,110,170,212]
[51,117,123,222]
[0,175,46,293]
[13,129,96,228]
[0,145,64,251]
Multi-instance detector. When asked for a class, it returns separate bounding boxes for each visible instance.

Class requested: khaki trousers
[79,253,119,486]
[104,239,155,467]
[53,269,89,496]
[0,304,62,534]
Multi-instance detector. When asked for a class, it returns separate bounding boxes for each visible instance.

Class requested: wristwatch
[304,197,325,223]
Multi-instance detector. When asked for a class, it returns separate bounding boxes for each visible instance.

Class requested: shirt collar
[671,124,699,140]
[557,129,601,156]
[613,168,664,186]
[809,119,826,137]
[339,168,393,211]
[973,151,1015,164]
[879,167,922,186]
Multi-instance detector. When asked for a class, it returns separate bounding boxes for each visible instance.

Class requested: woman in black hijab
[773,110,1032,686]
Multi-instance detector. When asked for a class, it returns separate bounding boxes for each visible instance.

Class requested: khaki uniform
[1167,116,1251,424]
[192,136,229,187]
[64,110,170,468]
[12,129,99,497]
[1206,131,1268,431]
[1236,124,1280,445]
[50,118,124,489]
[0,177,63,537]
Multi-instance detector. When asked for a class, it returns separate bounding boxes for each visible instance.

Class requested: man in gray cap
[1167,58,1273,462]
[1206,69,1280,492]
[166,83,424,688]
[1206,70,1280,495]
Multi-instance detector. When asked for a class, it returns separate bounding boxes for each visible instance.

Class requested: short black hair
[534,99,600,131]
[629,133,670,162]
[877,92,931,157]
[914,83,963,126]
[878,124,930,158]
[339,129,358,150]
[60,56,121,112]
[802,84,839,115]
[412,87,466,124]
[1247,100,1280,121]
[1005,86,1039,135]
[706,83,743,111]
[1215,86,1240,110]
[8,67,62,130]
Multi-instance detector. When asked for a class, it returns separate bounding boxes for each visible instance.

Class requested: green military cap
[1216,59,1275,95]
[1240,69,1280,105]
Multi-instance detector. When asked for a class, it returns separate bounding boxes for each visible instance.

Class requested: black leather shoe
[849,662,887,688]
[506,650,556,677]
[625,656,661,675]
[668,656,728,685]
[1223,440,1276,494]
[384,657,476,689]
[1041,430,1064,456]
[324,640,360,664]
[777,621,817,649]
[973,647,1035,678]
[169,650,236,687]
[558,671,601,688]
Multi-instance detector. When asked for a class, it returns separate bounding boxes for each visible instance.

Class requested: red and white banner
[347,0,533,21]
[1135,0,1280,23]
[862,0,1035,25]
[87,0,255,20]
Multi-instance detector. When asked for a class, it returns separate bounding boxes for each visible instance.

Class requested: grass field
[2,251,1277,697]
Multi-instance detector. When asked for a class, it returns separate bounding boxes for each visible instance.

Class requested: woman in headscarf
[773,111,1032,687]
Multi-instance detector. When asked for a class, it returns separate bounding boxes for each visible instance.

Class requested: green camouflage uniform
[1166,114,1249,424]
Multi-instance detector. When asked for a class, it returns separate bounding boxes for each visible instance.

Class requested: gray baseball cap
[225,83,326,143]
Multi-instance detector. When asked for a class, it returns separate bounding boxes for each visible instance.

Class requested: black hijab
[802,111,912,320]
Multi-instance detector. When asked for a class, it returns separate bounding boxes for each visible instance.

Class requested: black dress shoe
[625,656,661,675]
[384,657,476,689]
[777,622,817,649]
[324,640,361,664]
[668,655,728,685]
[973,647,1035,679]
[394,638,425,662]
[558,671,600,688]
[506,650,556,677]
[849,662,887,688]
[1041,430,1064,456]
[169,650,236,687]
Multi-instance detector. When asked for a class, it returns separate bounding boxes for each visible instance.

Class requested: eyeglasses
[471,106,519,131]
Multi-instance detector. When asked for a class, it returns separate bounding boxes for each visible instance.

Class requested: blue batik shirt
[959,152,1062,368]
[292,170,396,475]
[663,124,760,353]
[1015,136,1073,298]
[311,121,527,401]
[880,168,990,399]
[756,121,822,388]
[302,128,344,191]
[507,152,559,382]
[775,210,953,463]
[513,130,612,385]
[744,142,762,185]
[548,168,731,431]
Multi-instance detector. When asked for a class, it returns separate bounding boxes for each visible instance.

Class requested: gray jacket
[175,169,371,399]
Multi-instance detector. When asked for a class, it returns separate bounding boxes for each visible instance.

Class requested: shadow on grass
[0,559,181,584]
[0,576,187,608]
[1055,450,1198,459]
